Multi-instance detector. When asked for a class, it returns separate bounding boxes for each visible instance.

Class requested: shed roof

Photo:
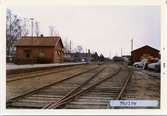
[15,36,64,48]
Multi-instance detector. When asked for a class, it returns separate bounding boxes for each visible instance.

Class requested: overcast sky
[8,5,160,58]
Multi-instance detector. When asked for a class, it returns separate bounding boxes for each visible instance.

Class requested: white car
[148,60,161,72]
[133,59,148,69]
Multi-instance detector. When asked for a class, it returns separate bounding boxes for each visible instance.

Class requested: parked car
[147,60,161,72]
[133,59,148,69]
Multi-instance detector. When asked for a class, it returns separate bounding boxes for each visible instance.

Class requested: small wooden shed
[15,36,64,64]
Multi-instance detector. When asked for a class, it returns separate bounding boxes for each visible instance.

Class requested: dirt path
[123,70,160,100]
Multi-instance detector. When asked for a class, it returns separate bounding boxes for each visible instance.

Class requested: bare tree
[6,9,22,56]
[99,54,105,61]
[21,18,29,36]
[49,26,55,36]
[49,26,60,36]
[92,52,99,61]
[6,9,39,56]
[62,38,71,53]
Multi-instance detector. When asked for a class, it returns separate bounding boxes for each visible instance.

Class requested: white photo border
[0,0,167,115]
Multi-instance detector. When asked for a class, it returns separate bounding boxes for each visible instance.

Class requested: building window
[57,50,61,56]
[24,49,31,58]
[26,53,30,58]
[39,49,45,57]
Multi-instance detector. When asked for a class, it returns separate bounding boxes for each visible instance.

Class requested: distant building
[122,55,131,62]
[15,36,64,64]
[64,52,92,62]
[131,45,160,63]
[113,56,124,62]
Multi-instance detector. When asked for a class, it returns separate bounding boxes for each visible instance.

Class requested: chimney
[40,34,44,37]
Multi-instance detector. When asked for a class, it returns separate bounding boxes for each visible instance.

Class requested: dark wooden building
[131,45,160,63]
[15,36,64,64]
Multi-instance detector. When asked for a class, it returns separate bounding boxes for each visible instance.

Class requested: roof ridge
[132,45,159,52]
[15,36,62,47]
[22,36,61,38]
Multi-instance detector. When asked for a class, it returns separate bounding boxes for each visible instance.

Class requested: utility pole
[109,50,111,63]
[131,38,134,64]
[70,40,72,53]
[121,48,123,57]
[35,21,40,36]
[30,18,34,36]
[131,38,133,52]
[109,50,111,59]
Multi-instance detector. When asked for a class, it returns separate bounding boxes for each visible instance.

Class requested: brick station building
[15,36,64,64]
[131,45,160,63]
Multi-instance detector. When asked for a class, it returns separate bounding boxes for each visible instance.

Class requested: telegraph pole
[131,38,134,64]
[109,50,111,59]
[121,48,123,57]
[131,38,133,52]
[109,50,111,63]
[30,18,34,36]
[35,21,40,36]
[70,40,72,53]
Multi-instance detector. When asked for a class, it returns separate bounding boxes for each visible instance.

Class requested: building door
[24,49,32,58]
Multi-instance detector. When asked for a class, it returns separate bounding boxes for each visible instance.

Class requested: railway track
[6,64,105,108]
[7,65,89,82]
[7,63,133,109]
[60,64,134,109]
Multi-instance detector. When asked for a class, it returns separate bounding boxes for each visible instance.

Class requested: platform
[6,62,87,74]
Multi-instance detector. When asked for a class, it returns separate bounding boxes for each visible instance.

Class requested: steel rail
[116,68,133,100]
[109,64,133,109]
[43,66,106,109]
[6,66,99,107]
[46,66,122,109]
